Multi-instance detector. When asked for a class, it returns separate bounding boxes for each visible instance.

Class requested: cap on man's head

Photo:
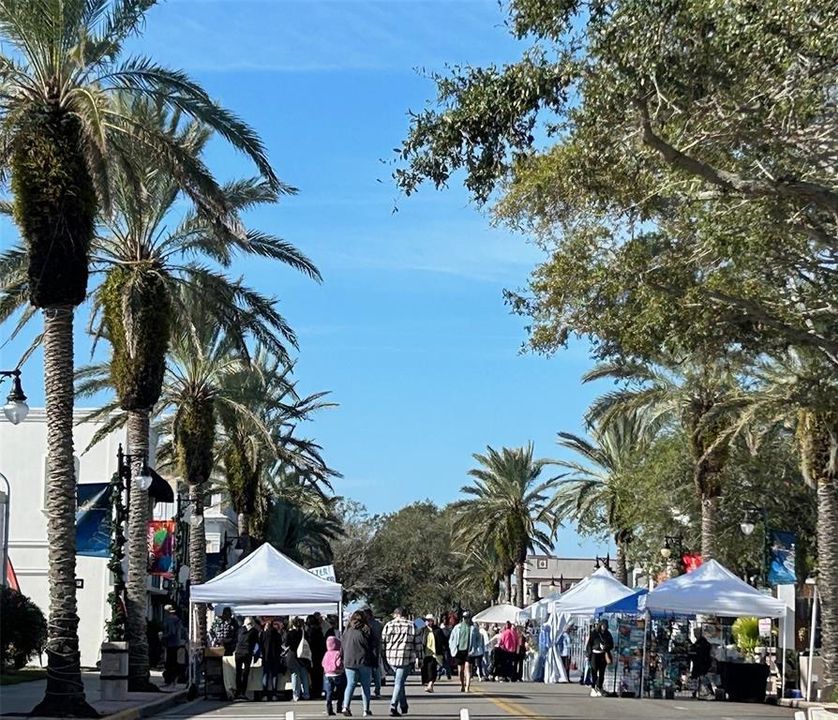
[462,610,471,618]
[164,604,174,612]
[424,613,435,621]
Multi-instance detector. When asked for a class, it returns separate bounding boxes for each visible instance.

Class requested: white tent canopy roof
[190,543,342,605]
[550,567,634,616]
[231,602,337,617]
[472,603,526,625]
[640,559,787,618]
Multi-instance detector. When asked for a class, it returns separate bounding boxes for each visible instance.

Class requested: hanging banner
[309,564,337,582]
[76,483,111,558]
[148,520,175,577]
[768,531,796,586]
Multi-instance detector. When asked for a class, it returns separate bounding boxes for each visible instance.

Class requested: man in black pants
[585,619,614,697]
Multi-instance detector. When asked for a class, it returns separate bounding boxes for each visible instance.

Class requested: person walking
[448,611,484,693]
[558,625,573,680]
[259,617,283,701]
[475,623,490,681]
[363,608,384,698]
[419,615,445,693]
[497,622,518,681]
[286,617,311,701]
[233,617,260,699]
[322,635,346,715]
[161,605,186,687]
[585,619,614,697]
[342,610,377,717]
[381,607,420,716]
[308,614,327,700]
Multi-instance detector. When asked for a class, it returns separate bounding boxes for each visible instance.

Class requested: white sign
[309,564,336,582]
[758,618,772,638]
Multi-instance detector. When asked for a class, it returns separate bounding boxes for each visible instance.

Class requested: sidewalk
[0,671,188,719]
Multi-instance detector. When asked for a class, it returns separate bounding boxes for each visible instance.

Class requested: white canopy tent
[549,567,634,616]
[472,603,527,625]
[188,544,343,685]
[640,560,787,617]
[638,560,791,698]
[522,589,562,623]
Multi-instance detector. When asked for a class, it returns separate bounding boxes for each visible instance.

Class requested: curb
[778,698,838,711]
[104,690,189,720]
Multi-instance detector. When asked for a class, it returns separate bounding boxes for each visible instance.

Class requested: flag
[75,483,111,558]
[768,531,796,585]
[148,520,175,577]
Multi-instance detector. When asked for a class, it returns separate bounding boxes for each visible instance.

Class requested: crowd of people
[193,607,544,715]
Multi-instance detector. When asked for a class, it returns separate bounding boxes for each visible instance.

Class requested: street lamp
[594,554,613,572]
[0,369,28,425]
[739,503,769,586]
[117,443,152,493]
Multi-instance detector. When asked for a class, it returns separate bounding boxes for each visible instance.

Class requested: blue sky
[0,0,613,557]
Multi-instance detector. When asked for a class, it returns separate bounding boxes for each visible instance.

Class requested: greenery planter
[100,641,128,701]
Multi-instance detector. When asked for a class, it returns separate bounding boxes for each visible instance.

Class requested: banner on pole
[768,531,796,586]
[75,483,111,558]
[309,564,336,582]
[148,520,175,577]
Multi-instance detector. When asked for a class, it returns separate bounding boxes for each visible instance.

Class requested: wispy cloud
[132,0,519,73]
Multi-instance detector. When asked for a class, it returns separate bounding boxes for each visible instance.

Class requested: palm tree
[584,359,739,560]
[453,444,560,608]
[40,109,317,688]
[0,2,283,711]
[554,412,657,584]
[216,349,334,547]
[262,493,343,567]
[727,351,838,687]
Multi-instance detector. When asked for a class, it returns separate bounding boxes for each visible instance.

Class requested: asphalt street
[157,677,796,720]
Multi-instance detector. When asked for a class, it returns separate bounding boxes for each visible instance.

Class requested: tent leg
[613,618,619,696]
[807,585,818,702]
[188,601,194,687]
[339,600,343,632]
[639,611,649,699]
[781,610,787,701]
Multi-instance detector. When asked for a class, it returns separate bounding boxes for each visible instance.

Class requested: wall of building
[2,409,131,667]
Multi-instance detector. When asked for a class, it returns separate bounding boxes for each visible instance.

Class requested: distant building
[523,555,603,601]
[1,408,236,667]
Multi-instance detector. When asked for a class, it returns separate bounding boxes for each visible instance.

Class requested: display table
[717,661,770,703]
[220,656,291,699]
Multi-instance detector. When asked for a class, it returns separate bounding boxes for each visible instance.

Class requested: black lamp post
[0,369,28,425]
[660,534,686,574]
[594,553,613,573]
[739,503,769,586]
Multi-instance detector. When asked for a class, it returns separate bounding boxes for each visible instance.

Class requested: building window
[206,533,221,553]
[536,559,548,570]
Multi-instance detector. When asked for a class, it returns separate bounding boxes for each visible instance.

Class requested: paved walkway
[156,677,796,720]
[0,671,186,719]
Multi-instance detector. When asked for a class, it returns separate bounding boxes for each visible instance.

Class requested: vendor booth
[542,568,635,685]
[472,603,526,625]
[188,543,343,698]
[639,560,789,703]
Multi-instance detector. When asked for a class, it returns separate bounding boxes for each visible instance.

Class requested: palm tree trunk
[701,495,719,561]
[126,410,155,691]
[31,308,97,717]
[505,571,513,604]
[817,465,838,689]
[237,512,249,536]
[615,539,629,586]
[189,483,207,645]
[516,561,525,608]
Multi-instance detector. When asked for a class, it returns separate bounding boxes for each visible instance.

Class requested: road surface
[157,677,795,720]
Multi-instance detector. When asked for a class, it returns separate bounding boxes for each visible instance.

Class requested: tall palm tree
[216,348,334,546]
[453,444,560,607]
[727,351,838,687]
[0,2,282,712]
[262,493,343,567]
[554,412,657,584]
[584,359,739,560]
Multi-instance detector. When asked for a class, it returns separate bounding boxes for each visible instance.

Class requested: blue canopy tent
[595,588,648,616]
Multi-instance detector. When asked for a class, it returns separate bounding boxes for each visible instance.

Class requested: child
[322,635,346,715]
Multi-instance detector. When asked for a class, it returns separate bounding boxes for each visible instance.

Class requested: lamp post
[660,534,686,575]
[0,369,28,425]
[0,369,26,588]
[739,503,769,586]
[594,554,613,573]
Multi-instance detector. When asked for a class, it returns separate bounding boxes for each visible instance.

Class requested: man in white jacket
[448,611,485,693]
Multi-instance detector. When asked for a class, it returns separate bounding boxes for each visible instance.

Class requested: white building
[1,408,236,668]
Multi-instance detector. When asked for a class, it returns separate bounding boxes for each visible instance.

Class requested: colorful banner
[148,520,175,577]
[682,553,703,573]
[75,483,111,558]
[768,531,796,586]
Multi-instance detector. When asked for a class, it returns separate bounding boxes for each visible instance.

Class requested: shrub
[0,587,47,670]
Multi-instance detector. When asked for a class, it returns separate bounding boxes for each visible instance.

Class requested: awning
[148,469,174,503]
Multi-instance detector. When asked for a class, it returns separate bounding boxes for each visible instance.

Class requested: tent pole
[807,584,818,701]
[339,599,344,632]
[188,600,194,688]
[781,610,787,701]
[639,610,649,699]
[613,615,619,696]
